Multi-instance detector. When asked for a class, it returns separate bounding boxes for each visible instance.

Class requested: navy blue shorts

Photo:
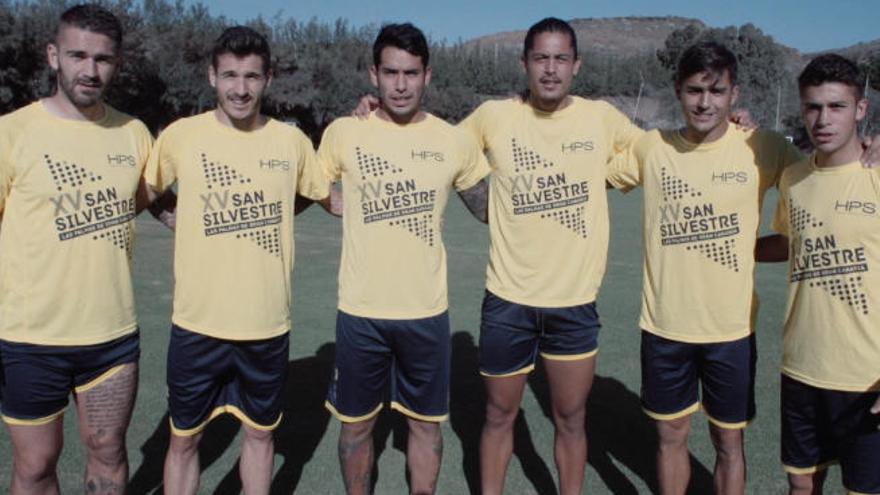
[325,310,450,423]
[640,331,756,428]
[479,291,600,377]
[167,325,289,436]
[781,375,880,493]
[0,331,139,425]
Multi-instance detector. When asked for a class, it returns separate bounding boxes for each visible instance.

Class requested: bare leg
[163,431,203,495]
[709,424,746,495]
[338,416,378,495]
[406,418,442,495]
[544,356,596,495]
[239,425,274,495]
[479,373,528,495]
[788,470,827,495]
[7,418,64,495]
[656,416,692,495]
[75,362,138,495]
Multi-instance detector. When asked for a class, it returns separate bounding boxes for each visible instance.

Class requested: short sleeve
[293,131,330,201]
[453,131,490,191]
[771,180,790,235]
[144,126,179,193]
[0,125,15,214]
[458,103,488,150]
[316,122,344,183]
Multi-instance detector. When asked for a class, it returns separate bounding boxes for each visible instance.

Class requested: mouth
[387,95,412,107]
[813,131,834,143]
[539,78,561,89]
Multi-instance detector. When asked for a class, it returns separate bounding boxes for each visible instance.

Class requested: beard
[55,67,106,109]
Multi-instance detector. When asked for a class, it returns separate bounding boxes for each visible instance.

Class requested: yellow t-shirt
[318,112,490,319]
[460,97,642,307]
[0,101,151,345]
[607,127,800,343]
[144,111,327,340]
[773,157,880,392]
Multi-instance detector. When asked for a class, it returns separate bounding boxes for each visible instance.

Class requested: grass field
[0,187,844,494]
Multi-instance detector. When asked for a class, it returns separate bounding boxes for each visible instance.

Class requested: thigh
[75,362,138,446]
[538,300,601,362]
[233,333,289,430]
[0,341,72,424]
[700,334,756,428]
[478,291,540,377]
[389,312,450,421]
[780,375,834,474]
[326,311,392,421]
[833,390,880,494]
[544,355,596,418]
[640,331,699,420]
[166,325,231,434]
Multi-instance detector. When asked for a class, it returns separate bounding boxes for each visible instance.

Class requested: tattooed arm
[457,179,489,224]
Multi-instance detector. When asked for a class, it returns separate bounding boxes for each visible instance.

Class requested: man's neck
[815,137,862,168]
[42,93,105,122]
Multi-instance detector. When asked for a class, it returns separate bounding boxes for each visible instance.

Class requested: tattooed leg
[406,418,442,495]
[75,362,138,495]
[7,418,63,495]
[338,417,378,495]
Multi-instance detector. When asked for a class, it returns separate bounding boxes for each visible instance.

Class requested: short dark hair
[798,54,864,99]
[57,4,123,48]
[523,17,577,58]
[675,41,738,87]
[211,26,272,75]
[372,23,429,68]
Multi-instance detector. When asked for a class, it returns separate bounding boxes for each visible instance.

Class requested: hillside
[464,16,705,55]
[463,16,879,66]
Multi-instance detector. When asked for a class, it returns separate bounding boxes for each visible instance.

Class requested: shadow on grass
[528,361,714,495]
[127,344,335,495]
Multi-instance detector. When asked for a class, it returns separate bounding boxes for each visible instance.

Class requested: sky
[185,0,877,53]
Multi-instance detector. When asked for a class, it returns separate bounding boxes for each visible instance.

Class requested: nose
[698,92,710,109]
[816,107,829,127]
[83,58,98,78]
[544,58,556,74]
[234,77,247,95]
[394,73,406,92]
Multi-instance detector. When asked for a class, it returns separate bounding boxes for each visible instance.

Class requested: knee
[84,428,127,468]
[787,473,818,495]
[484,400,519,429]
[168,432,202,458]
[657,418,691,449]
[407,419,441,441]
[709,427,744,460]
[552,403,586,435]
[340,418,376,443]
[13,451,59,486]
[242,426,274,447]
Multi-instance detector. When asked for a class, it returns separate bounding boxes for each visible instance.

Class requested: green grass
[0,188,843,493]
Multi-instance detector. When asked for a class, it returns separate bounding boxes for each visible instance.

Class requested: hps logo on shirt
[507,138,589,238]
[46,154,135,254]
[788,198,869,315]
[658,167,741,272]
[199,152,283,256]
[355,146,437,246]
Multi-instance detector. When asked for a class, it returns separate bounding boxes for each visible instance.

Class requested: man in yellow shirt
[0,5,154,494]
[319,23,490,495]
[461,19,642,495]
[143,27,331,494]
[607,42,804,495]
[761,54,880,495]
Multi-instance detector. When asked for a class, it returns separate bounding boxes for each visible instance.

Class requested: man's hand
[730,108,757,130]
[871,394,880,415]
[352,95,379,119]
[860,135,880,169]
